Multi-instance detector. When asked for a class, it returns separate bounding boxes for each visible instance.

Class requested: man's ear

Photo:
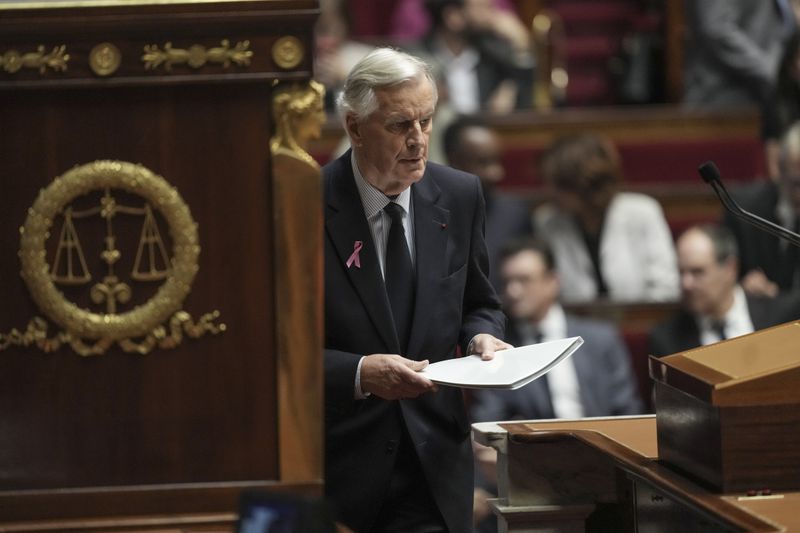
[345,114,362,146]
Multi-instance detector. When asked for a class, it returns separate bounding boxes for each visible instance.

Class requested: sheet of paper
[419,336,584,390]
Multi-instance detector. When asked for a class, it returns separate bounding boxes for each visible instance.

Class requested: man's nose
[406,122,424,148]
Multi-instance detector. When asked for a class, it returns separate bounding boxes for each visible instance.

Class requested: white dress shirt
[432,38,481,114]
[698,285,754,346]
[351,153,416,398]
[352,152,415,275]
[517,304,584,419]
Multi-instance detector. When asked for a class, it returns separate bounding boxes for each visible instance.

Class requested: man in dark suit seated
[723,121,800,297]
[469,237,643,530]
[442,116,534,290]
[470,237,644,423]
[323,47,510,533]
[649,224,800,357]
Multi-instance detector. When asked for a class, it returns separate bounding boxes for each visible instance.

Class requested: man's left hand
[469,334,513,361]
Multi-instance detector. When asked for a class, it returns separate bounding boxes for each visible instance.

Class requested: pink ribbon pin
[346,240,363,269]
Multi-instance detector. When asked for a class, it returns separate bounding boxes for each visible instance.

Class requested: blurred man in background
[443,116,533,289]
[650,224,800,357]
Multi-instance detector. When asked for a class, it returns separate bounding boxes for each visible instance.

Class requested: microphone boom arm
[699,161,800,249]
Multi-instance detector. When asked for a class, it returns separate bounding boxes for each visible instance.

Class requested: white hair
[336,47,438,123]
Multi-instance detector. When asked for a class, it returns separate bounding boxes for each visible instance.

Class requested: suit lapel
[407,172,449,358]
[748,296,771,330]
[565,318,593,409]
[326,155,399,352]
[679,311,701,352]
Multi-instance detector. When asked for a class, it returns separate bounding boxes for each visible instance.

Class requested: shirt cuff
[467,334,480,355]
[354,356,371,399]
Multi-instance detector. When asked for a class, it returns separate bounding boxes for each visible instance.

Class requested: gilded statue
[270,79,326,168]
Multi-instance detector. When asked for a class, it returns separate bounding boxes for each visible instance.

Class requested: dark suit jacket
[323,151,505,532]
[648,293,800,357]
[470,314,644,423]
[683,0,788,107]
[723,181,799,291]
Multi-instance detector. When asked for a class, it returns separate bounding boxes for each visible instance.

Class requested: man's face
[347,78,435,196]
[500,250,559,322]
[450,126,505,189]
[677,229,737,316]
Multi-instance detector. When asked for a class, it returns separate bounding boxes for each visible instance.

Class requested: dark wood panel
[0,1,318,89]
[0,2,323,528]
[0,481,321,523]
[0,82,278,489]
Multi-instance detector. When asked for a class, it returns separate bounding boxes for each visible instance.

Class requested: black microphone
[698,161,800,248]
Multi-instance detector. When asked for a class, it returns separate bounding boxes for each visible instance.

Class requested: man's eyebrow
[385,113,412,122]
[385,111,435,123]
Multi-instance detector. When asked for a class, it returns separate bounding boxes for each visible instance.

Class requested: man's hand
[741,269,779,298]
[469,333,513,361]
[360,354,438,400]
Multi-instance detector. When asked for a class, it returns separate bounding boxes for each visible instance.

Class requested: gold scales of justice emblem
[0,160,225,356]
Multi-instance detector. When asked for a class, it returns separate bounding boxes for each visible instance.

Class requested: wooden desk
[473,416,798,532]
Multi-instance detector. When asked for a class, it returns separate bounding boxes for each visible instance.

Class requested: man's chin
[403,165,426,183]
[405,160,425,173]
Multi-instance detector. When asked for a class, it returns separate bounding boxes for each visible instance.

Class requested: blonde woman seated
[534,133,679,303]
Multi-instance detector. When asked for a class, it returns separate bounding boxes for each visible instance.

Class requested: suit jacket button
[386,440,396,453]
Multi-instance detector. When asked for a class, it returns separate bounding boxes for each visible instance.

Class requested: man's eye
[388,122,407,132]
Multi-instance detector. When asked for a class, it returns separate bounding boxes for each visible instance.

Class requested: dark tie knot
[384,202,404,223]
[710,319,727,340]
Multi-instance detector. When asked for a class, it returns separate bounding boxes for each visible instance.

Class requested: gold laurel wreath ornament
[1,160,225,356]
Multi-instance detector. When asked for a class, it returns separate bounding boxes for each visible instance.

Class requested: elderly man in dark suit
[649,224,800,357]
[323,47,509,532]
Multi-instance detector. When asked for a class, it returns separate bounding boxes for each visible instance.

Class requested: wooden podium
[474,417,800,532]
[0,1,322,531]
[475,321,800,531]
[650,321,800,493]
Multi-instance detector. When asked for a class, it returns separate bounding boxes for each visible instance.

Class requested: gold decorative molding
[89,42,121,77]
[1,160,225,356]
[271,36,304,70]
[0,44,69,74]
[270,80,325,169]
[142,39,253,71]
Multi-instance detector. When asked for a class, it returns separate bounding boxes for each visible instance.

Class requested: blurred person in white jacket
[534,133,679,304]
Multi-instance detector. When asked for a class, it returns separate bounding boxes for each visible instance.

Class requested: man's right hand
[360,354,438,400]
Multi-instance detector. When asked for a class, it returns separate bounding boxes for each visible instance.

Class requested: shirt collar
[698,285,748,332]
[351,151,412,219]
[515,303,567,343]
